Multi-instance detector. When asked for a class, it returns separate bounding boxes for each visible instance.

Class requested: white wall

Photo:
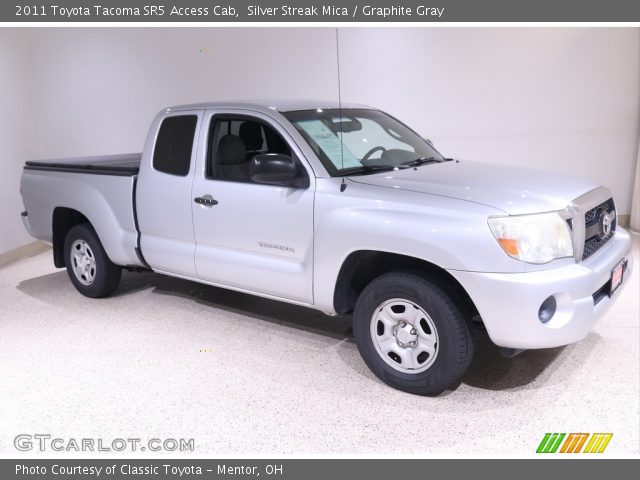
[339,27,640,214]
[0,29,36,254]
[1,27,639,255]
[27,28,339,157]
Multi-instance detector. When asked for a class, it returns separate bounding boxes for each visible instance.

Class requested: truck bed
[24,153,141,176]
[21,152,144,268]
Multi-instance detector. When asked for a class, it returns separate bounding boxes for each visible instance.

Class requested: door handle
[194,195,218,207]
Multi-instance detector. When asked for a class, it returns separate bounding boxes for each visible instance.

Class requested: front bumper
[448,228,633,349]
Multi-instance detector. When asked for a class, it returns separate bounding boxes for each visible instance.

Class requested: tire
[353,272,473,395]
[64,224,121,298]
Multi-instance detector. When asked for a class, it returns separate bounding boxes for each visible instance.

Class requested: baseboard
[0,241,50,268]
[618,214,630,228]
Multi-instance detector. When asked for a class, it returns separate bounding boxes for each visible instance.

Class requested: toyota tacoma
[20,100,633,395]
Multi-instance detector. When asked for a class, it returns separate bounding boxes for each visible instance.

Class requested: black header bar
[3,0,640,23]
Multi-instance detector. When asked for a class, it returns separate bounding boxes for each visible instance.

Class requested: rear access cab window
[153,115,198,176]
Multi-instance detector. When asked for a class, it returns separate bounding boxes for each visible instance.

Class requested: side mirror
[250,154,297,186]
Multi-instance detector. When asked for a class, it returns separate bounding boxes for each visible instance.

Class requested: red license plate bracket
[610,259,626,296]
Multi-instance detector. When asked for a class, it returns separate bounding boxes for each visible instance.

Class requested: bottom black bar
[1,459,637,480]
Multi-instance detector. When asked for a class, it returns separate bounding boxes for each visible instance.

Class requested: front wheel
[353,272,473,395]
[64,224,121,298]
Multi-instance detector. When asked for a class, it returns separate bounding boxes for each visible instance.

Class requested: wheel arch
[333,250,478,321]
[52,207,90,268]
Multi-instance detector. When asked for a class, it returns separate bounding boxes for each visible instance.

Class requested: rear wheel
[64,224,121,298]
[353,272,473,395]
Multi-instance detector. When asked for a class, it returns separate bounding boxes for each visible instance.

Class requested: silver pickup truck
[20,100,633,395]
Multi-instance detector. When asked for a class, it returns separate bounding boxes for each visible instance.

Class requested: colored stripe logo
[536,433,612,453]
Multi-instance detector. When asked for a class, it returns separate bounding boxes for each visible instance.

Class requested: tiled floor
[1,234,638,455]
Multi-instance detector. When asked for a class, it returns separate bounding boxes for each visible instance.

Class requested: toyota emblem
[600,212,612,238]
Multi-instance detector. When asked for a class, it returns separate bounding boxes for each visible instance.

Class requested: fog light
[538,295,557,324]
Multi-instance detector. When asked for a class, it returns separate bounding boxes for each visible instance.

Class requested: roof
[166,99,373,113]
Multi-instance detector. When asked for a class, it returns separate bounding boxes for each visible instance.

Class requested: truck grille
[582,198,616,260]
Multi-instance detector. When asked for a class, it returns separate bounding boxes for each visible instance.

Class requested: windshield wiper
[402,157,441,167]
[338,157,451,177]
[336,165,400,177]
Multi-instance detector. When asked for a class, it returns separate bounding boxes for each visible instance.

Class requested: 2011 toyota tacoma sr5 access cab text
[20,100,633,395]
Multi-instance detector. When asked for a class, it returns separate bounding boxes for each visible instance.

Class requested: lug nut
[410,329,416,335]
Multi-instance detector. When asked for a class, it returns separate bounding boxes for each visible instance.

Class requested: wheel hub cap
[393,321,418,348]
[70,239,96,286]
[369,298,439,374]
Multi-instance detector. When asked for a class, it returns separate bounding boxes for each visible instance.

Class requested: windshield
[283,108,444,175]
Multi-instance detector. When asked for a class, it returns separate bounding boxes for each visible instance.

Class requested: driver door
[191,110,315,304]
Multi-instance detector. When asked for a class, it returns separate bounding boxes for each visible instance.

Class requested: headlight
[488,212,574,264]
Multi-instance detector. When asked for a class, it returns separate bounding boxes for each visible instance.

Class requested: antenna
[336,28,347,192]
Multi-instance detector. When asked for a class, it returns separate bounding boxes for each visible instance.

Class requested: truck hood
[348,160,599,215]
